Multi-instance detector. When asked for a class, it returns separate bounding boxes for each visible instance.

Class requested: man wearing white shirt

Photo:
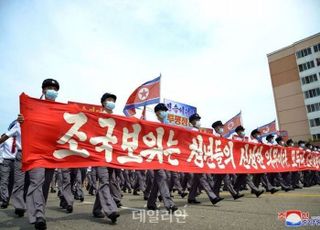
[147,103,178,213]
[187,114,224,205]
[211,120,244,200]
[0,121,26,216]
[231,126,265,197]
[0,135,16,209]
[250,129,279,194]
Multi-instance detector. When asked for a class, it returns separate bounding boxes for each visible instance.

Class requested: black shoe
[93,212,105,218]
[60,199,67,209]
[233,193,244,200]
[79,197,84,202]
[170,194,174,198]
[180,192,188,199]
[133,190,140,196]
[66,205,73,213]
[108,212,120,224]
[255,190,264,198]
[14,208,25,217]
[34,217,47,230]
[1,201,8,209]
[128,189,132,193]
[211,197,224,205]
[116,201,122,208]
[166,205,178,213]
[158,195,163,202]
[188,199,201,204]
[143,196,148,201]
[147,205,158,210]
[50,188,56,193]
[283,187,292,192]
[270,188,279,194]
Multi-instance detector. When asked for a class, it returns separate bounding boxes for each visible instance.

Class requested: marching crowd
[1,78,320,230]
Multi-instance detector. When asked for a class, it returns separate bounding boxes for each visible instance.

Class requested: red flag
[123,76,160,116]
[222,112,242,138]
[258,120,277,137]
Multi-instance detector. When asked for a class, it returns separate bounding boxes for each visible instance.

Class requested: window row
[304,87,320,99]
[299,61,315,72]
[296,47,312,59]
[301,74,318,85]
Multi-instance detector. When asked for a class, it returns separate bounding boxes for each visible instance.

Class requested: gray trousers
[234,174,260,193]
[122,170,132,191]
[168,171,183,193]
[213,174,237,197]
[108,168,122,203]
[93,167,117,216]
[71,168,84,199]
[11,151,26,210]
[0,159,14,203]
[188,173,217,200]
[253,173,274,191]
[87,167,97,194]
[144,170,154,198]
[26,168,54,224]
[181,173,193,191]
[133,170,146,192]
[61,168,74,206]
[147,169,175,209]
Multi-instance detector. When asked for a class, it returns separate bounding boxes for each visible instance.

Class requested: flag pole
[159,72,162,102]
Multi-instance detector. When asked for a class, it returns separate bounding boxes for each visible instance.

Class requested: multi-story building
[267,33,320,141]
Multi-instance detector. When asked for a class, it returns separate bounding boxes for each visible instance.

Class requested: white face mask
[45,89,58,100]
[217,127,224,134]
[194,120,201,128]
[104,101,115,110]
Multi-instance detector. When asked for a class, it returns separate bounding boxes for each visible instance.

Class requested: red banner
[20,94,320,173]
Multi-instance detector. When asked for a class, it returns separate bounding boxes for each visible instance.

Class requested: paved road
[1,186,320,230]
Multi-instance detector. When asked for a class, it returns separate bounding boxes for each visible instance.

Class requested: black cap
[286,139,294,146]
[42,78,60,90]
[266,134,274,140]
[306,142,312,148]
[251,129,261,137]
[298,140,306,145]
[211,120,223,129]
[189,113,201,123]
[235,125,245,133]
[101,93,117,104]
[275,136,283,143]
[154,103,168,113]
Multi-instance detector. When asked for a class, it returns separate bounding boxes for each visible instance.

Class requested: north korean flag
[222,112,242,138]
[257,120,277,137]
[123,76,160,116]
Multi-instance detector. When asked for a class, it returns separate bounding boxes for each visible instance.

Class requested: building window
[301,74,318,85]
[306,102,320,113]
[309,118,320,127]
[304,88,320,99]
[317,58,320,66]
[312,133,320,140]
[296,47,312,59]
[298,60,315,72]
[314,43,320,53]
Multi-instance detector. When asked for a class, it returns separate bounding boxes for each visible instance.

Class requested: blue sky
[0,0,319,134]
